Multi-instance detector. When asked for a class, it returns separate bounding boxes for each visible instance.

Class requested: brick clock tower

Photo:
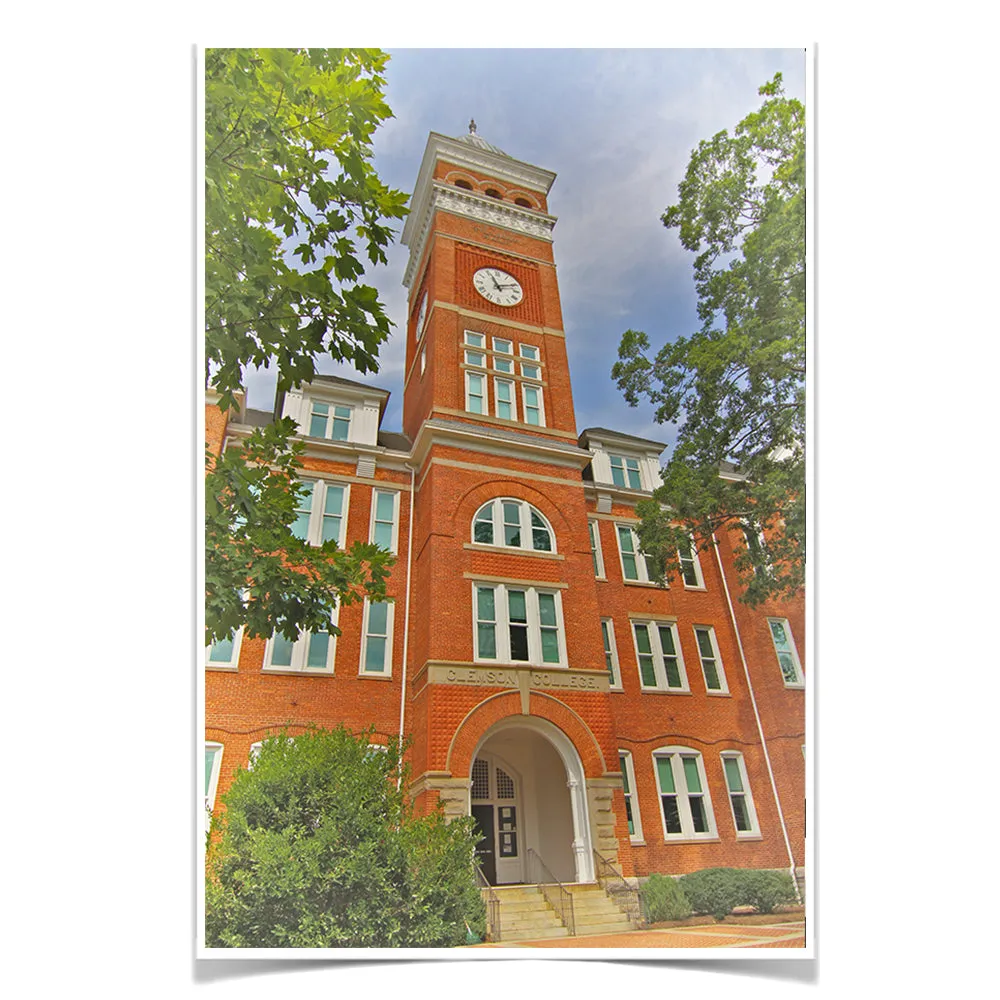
[399,124,627,884]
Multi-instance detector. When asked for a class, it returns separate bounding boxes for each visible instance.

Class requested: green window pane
[521,344,539,361]
[634,624,652,655]
[778,652,798,682]
[271,633,294,667]
[702,659,721,690]
[681,562,698,586]
[695,628,714,658]
[537,593,557,627]
[477,587,495,621]
[682,757,702,793]
[617,526,634,553]
[724,758,744,793]
[465,332,484,348]
[494,339,512,353]
[532,528,551,551]
[321,514,342,544]
[656,757,675,793]
[373,521,393,549]
[312,402,329,416]
[365,636,386,672]
[601,620,611,650]
[205,748,217,794]
[690,796,708,833]
[477,623,497,658]
[639,656,656,687]
[664,659,681,688]
[208,636,233,663]
[375,492,395,521]
[368,602,388,635]
[497,381,512,401]
[610,458,625,487]
[522,363,540,380]
[306,632,330,668]
[732,795,750,831]
[503,503,521,546]
[324,486,344,516]
[658,626,676,656]
[466,350,485,366]
[622,554,637,579]
[495,357,513,373]
[291,512,311,539]
[626,465,641,490]
[508,590,527,623]
[474,517,494,544]
[769,621,788,648]
[541,629,560,663]
[309,413,327,436]
[332,417,350,440]
[469,395,484,413]
[334,406,351,419]
[619,757,631,793]
[498,401,512,419]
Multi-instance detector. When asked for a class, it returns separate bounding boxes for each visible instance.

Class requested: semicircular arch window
[472,498,555,553]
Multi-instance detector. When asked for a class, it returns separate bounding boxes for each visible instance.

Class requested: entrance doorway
[470,753,524,885]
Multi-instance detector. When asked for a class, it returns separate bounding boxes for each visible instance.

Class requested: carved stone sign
[426,663,608,693]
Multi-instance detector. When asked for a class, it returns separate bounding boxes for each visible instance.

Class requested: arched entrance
[469,716,595,885]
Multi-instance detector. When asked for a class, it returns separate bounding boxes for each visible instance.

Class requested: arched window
[514,197,532,208]
[484,188,502,199]
[472,498,554,552]
[454,179,473,191]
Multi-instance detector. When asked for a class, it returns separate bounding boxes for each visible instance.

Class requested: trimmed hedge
[677,867,796,920]
[640,874,692,922]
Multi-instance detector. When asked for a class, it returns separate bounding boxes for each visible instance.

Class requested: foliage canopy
[613,73,805,605]
[205,728,486,948]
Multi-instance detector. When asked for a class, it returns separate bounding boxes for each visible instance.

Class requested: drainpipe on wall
[712,532,802,904]
[397,462,417,790]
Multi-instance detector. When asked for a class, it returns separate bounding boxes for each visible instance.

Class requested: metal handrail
[526,848,575,936]
[593,849,646,927]
[473,861,501,943]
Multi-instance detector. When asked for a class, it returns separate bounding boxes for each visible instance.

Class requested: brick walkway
[476,917,806,949]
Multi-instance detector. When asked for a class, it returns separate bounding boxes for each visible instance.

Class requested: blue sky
[243,48,806,452]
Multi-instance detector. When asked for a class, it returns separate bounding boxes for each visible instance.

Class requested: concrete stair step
[501,925,571,941]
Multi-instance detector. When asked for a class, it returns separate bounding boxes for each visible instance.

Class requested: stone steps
[485,882,637,941]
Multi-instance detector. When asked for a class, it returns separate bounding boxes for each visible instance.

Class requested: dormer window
[610,455,642,490]
[310,401,351,441]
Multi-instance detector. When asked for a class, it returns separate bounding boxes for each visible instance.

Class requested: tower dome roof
[455,119,508,157]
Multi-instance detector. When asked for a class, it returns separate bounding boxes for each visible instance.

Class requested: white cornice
[403,183,557,289]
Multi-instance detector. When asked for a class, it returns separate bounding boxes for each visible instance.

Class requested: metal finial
[469,118,477,134]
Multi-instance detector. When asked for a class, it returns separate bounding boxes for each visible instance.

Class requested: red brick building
[205,126,806,903]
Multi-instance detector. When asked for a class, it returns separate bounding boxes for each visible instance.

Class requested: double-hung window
[309,401,352,441]
[464,330,487,368]
[361,600,394,676]
[601,618,621,687]
[768,618,804,687]
[521,384,544,426]
[693,625,728,694]
[264,608,338,674]
[589,519,605,577]
[370,489,400,553]
[653,748,716,839]
[494,378,516,421]
[473,583,565,666]
[465,371,486,414]
[616,524,657,583]
[204,742,223,830]
[610,455,642,489]
[471,499,554,553]
[205,629,242,670]
[632,620,688,691]
[291,479,349,547]
[618,751,643,842]
[721,752,759,836]
[492,337,514,374]
[519,343,541,381]
[678,535,704,588]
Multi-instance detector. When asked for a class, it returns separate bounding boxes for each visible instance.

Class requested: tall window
[471,499,554,553]
[610,455,642,489]
[632,620,688,691]
[464,330,486,368]
[693,626,728,694]
[494,378,516,420]
[721,752,759,836]
[204,743,223,830]
[768,618,804,686]
[465,371,486,414]
[265,608,338,674]
[618,751,643,842]
[370,489,400,554]
[206,629,242,670]
[654,748,716,839]
[601,619,620,687]
[616,524,657,583]
[290,480,348,547]
[309,401,352,441]
[521,384,544,426]
[678,535,704,588]
[361,600,394,676]
[589,519,605,577]
[473,583,565,666]
[519,343,541,381]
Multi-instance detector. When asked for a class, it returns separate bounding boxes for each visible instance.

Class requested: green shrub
[740,869,797,914]
[640,874,692,922]
[678,867,743,920]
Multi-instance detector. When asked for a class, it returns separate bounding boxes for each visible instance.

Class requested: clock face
[473,267,523,307]
[415,291,428,338]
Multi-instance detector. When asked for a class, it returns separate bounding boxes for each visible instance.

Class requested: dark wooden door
[471,804,496,885]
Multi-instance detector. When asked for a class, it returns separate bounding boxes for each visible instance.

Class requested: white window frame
[493,377,517,421]
[472,582,566,667]
[520,383,545,427]
[589,519,605,578]
[415,290,429,340]
[601,618,621,689]
[248,741,263,768]
[615,523,658,584]
[631,620,688,692]
[263,607,339,674]
[465,370,487,415]
[518,343,540,362]
[464,330,486,349]
[493,354,514,374]
[767,617,804,688]
[204,742,224,831]
[652,747,717,841]
[205,628,242,670]
[470,498,556,553]
[369,488,401,554]
[291,479,350,548]
[360,599,395,677]
[609,454,643,490]
[520,361,541,381]
[308,400,353,442]
[720,751,760,837]
[492,336,513,356]
[678,534,705,588]
[420,347,426,376]
[693,625,729,694]
[618,751,644,843]
[464,348,486,367]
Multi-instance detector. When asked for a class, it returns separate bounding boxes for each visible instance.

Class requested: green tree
[613,73,804,606]
[205,728,486,948]
[204,49,409,644]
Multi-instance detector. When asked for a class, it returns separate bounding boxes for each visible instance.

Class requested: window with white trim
[464,330,487,368]
[248,741,263,768]
[601,618,620,687]
[678,535,704,588]
[420,348,426,376]
[521,384,544,426]
[519,343,539,362]
[610,454,642,490]
[465,370,486,414]
[721,752,759,836]
[616,524,658,583]
[632,620,688,691]
[653,748,716,839]
[494,378,517,421]
[309,401,352,441]
[471,499,554,553]
[741,519,769,574]
[589,519,605,577]
[361,600,394,676]
[206,629,242,669]
[520,361,541,380]
[464,331,486,349]
[290,479,349,547]
[492,337,514,374]
[618,751,643,842]
[205,742,223,829]
[693,625,728,694]
[370,489,400,554]
[768,618,804,687]
[264,608,338,674]
[473,583,565,666]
